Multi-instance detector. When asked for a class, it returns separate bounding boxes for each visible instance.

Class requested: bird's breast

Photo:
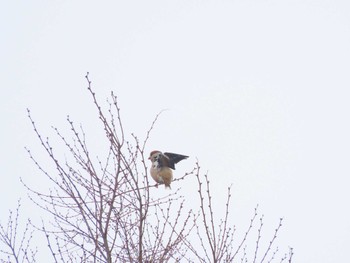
[150,165,173,184]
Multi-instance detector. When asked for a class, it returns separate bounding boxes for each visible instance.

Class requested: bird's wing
[163,152,189,169]
[157,153,170,168]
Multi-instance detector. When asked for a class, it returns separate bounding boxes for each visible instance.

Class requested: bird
[148,150,189,188]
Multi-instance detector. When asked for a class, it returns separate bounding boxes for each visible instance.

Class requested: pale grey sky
[1,1,350,262]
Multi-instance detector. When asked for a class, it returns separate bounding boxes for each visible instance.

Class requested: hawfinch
[148,151,189,188]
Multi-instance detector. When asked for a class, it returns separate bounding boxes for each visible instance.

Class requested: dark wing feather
[158,154,169,168]
[163,152,189,169]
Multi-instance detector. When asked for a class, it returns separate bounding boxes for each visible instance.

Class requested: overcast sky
[1,1,350,262]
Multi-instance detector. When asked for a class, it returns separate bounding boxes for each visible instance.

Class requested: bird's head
[148,150,161,162]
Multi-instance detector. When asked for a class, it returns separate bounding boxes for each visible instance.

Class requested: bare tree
[185,163,293,263]
[0,200,37,263]
[1,73,293,262]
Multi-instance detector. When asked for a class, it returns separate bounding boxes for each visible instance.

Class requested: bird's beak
[148,156,151,160]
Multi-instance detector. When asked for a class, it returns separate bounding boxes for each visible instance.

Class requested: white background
[1,1,350,262]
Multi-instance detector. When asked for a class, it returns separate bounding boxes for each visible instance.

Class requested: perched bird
[148,150,189,188]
